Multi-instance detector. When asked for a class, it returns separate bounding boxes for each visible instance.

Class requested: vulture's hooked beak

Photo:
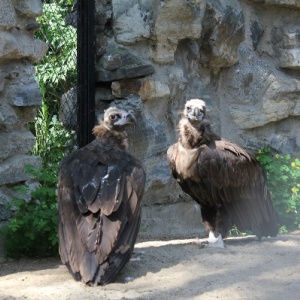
[188,107,205,122]
[115,111,137,126]
[125,112,137,125]
[125,113,137,134]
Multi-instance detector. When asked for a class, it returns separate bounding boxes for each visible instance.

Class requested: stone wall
[1,0,300,242]
[92,0,300,238]
[0,1,47,226]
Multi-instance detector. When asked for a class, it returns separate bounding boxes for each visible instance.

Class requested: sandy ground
[0,232,300,300]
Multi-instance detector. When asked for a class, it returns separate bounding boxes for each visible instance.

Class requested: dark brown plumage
[167,99,278,246]
[58,107,146,285]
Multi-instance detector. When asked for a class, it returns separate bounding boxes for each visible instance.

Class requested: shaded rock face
[199,0,245,72]
[0,2,46,224]
[90,0,300,238]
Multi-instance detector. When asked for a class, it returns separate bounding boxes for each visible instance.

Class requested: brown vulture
[58,107,146,285]
[167,99,279,247]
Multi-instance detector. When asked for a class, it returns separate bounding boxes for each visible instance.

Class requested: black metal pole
[77,0,95,148]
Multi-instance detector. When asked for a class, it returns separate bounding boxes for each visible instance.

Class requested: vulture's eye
[110,114,121,121]
[186,106,191,112]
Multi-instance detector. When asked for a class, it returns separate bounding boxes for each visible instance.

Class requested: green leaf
[256,147,300,231]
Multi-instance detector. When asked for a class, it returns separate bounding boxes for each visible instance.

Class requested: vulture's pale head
[103,107,136,130]
[93,107,136,138]
[184,99,206,123]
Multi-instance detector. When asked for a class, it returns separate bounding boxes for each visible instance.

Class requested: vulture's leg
[201,206,225,248]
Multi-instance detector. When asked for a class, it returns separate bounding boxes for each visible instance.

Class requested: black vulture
[167,99,278,247]
[58,107,146,285]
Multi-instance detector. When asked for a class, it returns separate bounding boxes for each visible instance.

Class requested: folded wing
[58,139,145,285]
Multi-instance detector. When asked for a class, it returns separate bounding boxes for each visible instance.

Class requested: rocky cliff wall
[1,0,299,241]
[0,0,47,226]
[93,0,300,238]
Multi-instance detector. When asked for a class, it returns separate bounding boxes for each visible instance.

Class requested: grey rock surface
[1,0,300,240]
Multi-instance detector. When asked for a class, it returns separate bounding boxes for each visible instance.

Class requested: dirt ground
[0,232,300,300]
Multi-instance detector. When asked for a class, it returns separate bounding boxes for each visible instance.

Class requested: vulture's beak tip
[126,113,137,125]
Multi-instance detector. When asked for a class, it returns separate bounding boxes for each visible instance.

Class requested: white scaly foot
[206,231,224,248]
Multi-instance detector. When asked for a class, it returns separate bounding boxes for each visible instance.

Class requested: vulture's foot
[205,231,225,248]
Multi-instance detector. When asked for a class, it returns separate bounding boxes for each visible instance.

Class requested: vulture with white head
[58,107,146,285]
[167,99,278,247]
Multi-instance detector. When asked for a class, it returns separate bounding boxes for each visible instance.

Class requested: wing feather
[197,140,278,236]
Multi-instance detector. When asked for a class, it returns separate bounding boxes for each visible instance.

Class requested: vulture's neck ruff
[178,99,220,149]
[92,107,136,150]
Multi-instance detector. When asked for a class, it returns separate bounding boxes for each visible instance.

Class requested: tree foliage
[35,0,76,115]
[256,147,300,232]
[1,166,59,258]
